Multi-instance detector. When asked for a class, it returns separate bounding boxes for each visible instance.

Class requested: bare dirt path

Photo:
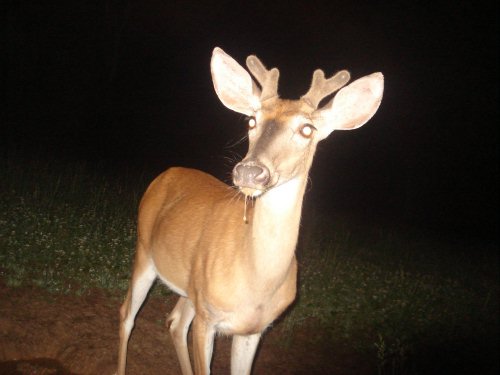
[0,280,370,374]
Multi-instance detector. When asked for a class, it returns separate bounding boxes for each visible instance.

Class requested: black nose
[232,161,270,188]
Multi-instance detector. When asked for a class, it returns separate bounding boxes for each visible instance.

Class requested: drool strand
[243,195,249,224]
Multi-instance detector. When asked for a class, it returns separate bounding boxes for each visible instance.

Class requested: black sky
[3,0,498,240]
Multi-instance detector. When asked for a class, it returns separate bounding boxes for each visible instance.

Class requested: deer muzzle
[232,161,271,197]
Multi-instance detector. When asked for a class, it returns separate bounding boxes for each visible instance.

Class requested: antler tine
[246,55,279,101]
[301,69,351,108]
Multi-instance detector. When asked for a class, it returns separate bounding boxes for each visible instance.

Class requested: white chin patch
[240,187,264,198]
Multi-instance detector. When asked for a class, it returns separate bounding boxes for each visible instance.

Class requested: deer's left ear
[312,72,384,140]
[211,47,260,116]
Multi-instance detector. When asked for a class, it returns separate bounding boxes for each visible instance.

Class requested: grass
[0,155,142,293]
[286,210,498,374]
[0,155,498,374]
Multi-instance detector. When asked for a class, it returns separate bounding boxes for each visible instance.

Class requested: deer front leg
[192,316,216,375]
[167,296,196,375]
[231,333,262,375]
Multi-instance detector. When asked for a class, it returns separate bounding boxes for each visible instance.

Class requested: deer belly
[209,303,271,335]
[155,269,188,297]
[152,257,189,297]
[152,251,189,297]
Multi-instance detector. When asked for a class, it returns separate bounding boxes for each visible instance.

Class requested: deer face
[211,47,384,198]
[233,99,320,197]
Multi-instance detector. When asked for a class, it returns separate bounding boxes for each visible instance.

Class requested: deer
[116,47,384,375]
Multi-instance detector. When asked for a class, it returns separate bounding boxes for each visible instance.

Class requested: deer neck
[247,174,306,286]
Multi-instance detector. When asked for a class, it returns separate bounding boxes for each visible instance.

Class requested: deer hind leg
[231,333,262,375]
[117,250,157,375]
[166,296,195,375]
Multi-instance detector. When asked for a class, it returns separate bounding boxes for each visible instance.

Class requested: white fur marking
[263,177,302,212]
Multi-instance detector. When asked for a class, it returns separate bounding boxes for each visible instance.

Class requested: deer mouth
[238,186,265,198]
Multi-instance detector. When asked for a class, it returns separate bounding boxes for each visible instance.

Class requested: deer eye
[247,117,257,130]
[299,124,316,138]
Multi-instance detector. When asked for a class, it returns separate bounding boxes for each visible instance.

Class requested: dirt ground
[0,280,372,375]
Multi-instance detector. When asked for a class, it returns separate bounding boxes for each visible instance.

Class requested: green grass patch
[0,156,143,293]
[285,210,498,374]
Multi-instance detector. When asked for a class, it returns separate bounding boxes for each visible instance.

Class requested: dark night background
[3,1,498,242]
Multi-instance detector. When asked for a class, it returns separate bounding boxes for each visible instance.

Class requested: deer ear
[211,47,260,116]
[312,72,384,140]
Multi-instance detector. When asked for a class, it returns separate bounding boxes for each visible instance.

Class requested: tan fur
[144,167,298,333]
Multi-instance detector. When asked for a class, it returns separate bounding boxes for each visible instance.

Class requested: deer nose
[233,162,270,188]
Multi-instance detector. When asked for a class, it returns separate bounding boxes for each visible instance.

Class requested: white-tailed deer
[117,47,383,374]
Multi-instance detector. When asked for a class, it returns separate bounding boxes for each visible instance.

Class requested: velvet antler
[246,55,280,101]
[301,69,351,108]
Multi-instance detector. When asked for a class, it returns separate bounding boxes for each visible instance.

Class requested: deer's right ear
[211,47,260,116]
